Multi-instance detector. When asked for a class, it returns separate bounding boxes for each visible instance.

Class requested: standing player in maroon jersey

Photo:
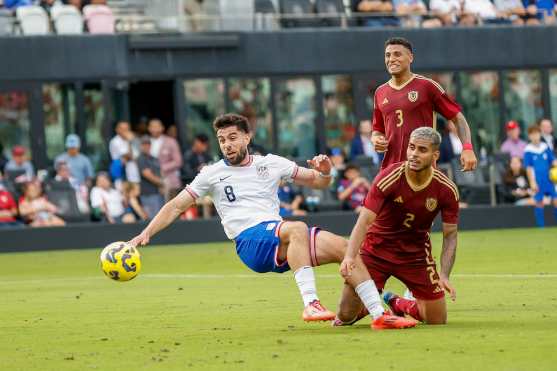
[372,37,477,172]
[336,127,460,325]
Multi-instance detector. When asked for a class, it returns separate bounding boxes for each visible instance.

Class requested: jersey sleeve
[267,154,299,182]
[440,189,459,224]
[371,91,385,134]
[186,166,212,199]
[428,81,461,120]
[362,169,391,214]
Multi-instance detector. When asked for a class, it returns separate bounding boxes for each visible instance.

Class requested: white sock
[294,266,319,307]
[355,280,385,320]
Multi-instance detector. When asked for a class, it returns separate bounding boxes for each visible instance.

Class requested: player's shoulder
[375,162,406,192]
[373,81,391,96]
[259,153,293,165]
[432,168,459,201]
[197,159,226,176]
[414,74,446,94]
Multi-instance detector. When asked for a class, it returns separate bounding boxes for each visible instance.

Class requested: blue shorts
[234,221,321,274]
[534,180,557,202]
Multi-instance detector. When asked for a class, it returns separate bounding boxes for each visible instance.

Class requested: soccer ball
[550,167,557,184]
[100,241,141,281]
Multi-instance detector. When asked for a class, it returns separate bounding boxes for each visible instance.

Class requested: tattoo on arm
[441,223,458,278]
[453,113,472,144]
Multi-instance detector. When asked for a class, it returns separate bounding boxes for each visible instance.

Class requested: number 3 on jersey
[395,109,404,127]
[224,185,236,202]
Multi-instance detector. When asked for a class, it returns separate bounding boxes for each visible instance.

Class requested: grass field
[1,228,557,371]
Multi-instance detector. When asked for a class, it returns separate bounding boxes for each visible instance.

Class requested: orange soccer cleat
[371,313,418,330]
[302,300,336,322]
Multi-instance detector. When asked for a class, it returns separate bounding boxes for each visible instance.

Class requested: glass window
[83,84,107,171]
[549,70,557,127]
[0,91,30,159]
[459,72,500,153]
[503,70,544,132]
[43,84,76,161]
[275,78,316,159]
[322,75,355,154]
[184,79,225,158]
[228,78,272,153]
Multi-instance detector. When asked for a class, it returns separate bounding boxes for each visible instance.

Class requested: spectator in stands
[393,0,427,26]
[494,0,527,24]
[0,173,21,228]
[501,120,527,158]
[121,182,148,222]
[5,145,34,181]
[137,135,164,219]
[352,0,400,27]
[539,118,556,153]
[439,120,463,163]
[524,125,557,227]
[350,120,379,165]
[4,0,33,9]
[109,120,140,186]
[90,172,125,224]
[329,147,347,191]
[19,181,65,227]
[429,0,462,25]
[148,118,183,200]
[524,0,557,23]
[63,0,84,11]
[55,134,95,187]
[40,0,63,14]
[502,156,534,205]
[462,0,509,23]
[337,163,371,213]
[278,182,307,217]
[0,142,7,173]
[182,133,212,184]
[166,125,178,140]
[51,159,89,214]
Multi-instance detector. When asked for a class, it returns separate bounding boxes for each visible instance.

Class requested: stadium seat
[51,5,84,35]
[16,6,50,35]
[279,0,319,28]
[0,9,15,35]
[218,0,254,31]
[45,181,89,223]
[254,0,279,30]
[315,0,345,27]
[451,158,491,205]
[83,4,116,34]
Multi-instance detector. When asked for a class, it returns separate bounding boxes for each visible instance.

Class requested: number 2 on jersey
[395,109,404,127]
[403,213,414,228]
[224,185,236,202]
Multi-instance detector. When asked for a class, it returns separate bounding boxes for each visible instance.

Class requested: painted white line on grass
[0,273,557,285]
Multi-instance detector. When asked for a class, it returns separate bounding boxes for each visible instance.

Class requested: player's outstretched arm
[452,113,478,171]
[294,154,333,189]
[128,189,196,247]
[340,207,376,278]
[440,223,458,301]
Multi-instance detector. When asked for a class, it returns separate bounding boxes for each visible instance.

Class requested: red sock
[391,297,423,321]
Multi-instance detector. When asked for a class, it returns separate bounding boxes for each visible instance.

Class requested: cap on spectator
[140,135,151,144]
[12,145,25,156]
[331,148,343,156]
[506,121,519,131]
[65,134,81,148]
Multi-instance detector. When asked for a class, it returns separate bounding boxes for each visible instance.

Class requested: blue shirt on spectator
[55,153,94,185]
[523,142,554,190]
[4,0,34,9]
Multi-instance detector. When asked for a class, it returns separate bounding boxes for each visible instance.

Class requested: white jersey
[186,154,299,239]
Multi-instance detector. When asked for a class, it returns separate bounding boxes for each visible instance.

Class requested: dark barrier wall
[1,26,557,81]
[0,206,554,253]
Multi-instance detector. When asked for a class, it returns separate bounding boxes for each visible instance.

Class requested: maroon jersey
[361,161,459,264]
[372,74,461,169]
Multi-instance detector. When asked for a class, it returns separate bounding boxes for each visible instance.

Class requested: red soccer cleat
[302,300,336,322]
[371,313,418,330]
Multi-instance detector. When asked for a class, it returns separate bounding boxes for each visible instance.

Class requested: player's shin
[346,262,384,319]
[294,266,319,307]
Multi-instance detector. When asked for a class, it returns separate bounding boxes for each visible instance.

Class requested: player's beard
[228,146,248,165]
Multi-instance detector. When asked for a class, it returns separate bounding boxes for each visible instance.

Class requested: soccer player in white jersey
[129,113,416,329]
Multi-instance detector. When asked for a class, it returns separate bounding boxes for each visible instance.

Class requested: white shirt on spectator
[150,137,163,158]
[493,0,523,12]
[429,0,461,13]
[463,0,497,18]
[90,187,125,218]
[108,135,140,183]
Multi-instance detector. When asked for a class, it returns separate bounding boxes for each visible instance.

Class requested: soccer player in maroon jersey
[372,37,477,172]
[337,127,459,325]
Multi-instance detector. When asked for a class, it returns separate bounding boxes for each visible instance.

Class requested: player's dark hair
[213,113,250,134]
[527,125,541,135]
[385,37,413,53]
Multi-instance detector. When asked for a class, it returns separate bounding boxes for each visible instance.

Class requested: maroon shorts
[360,251,444,301]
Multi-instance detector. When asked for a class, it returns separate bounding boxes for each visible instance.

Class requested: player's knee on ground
[418,299,447,325]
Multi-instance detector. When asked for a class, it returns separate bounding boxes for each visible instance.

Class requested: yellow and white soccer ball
[100,241,141,281]
[550,167,557,184]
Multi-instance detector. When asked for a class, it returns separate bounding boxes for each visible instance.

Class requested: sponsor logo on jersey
[425,197,437,211]
[257,165,269,179]
[408,91,418,102]
[382,97,389,105]
[394,196,404,204]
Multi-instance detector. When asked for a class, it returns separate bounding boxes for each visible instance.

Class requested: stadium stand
[279,0,319,28]
[315,0,345,27]
[16,5,50,34]
[83,3,115,33]
[254,0,279,30]
[51,5,84,34]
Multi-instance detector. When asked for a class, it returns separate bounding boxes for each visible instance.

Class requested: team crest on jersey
[257,165,269,179]
[408,91,419,102]
[425,198,437,212]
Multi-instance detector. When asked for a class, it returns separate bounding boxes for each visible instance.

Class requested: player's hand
[531,182,539,193]
[128,231,150,248]
[307,154,332,175]
[339,257,356,279]
[372,134,388,153]
[439,275,456,301]
[460,149,477,171]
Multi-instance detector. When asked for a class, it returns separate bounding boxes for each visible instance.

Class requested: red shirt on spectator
[0,190,17,222]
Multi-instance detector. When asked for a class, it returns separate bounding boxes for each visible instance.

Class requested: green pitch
[1,228,556,371]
